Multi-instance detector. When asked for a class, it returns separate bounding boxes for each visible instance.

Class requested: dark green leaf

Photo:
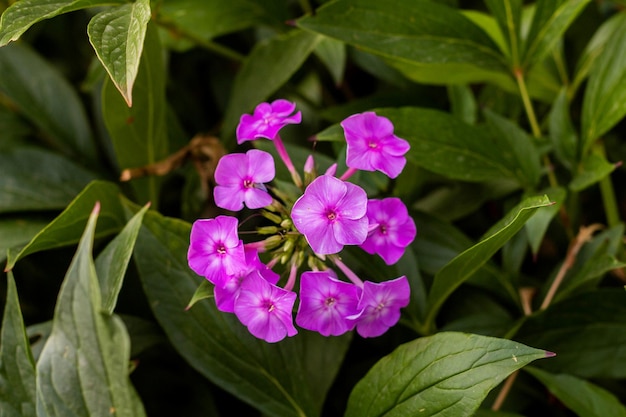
[569,152,617,192]
[0,272,36,417]
[0,0,125,46]
[102,22,169,205]
[132,208,351,417]
[36,203,146,417]
[0,216,50,262]
[314,36,346,86]
[5,181,125,271]
[345,332,551,417]
[425,195,552,329]
[0,147,98,214]
[186,279,213,310]
[484,0,522,65]
[88,0,151,106]
[0,43,97,164]
[448,84,477,125]
[95,202,150,315]
[222,29,320,145]
[548,88,578,170]
[526,367,626,417]
[525,187,566,256]
[26,321,52,363]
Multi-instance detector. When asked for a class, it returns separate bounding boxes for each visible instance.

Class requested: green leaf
[5,180,125,271]
[0,0,125,46]
[569,152,617,192]
[88,0,151,106]
[484,0,522,64]
[0,216,50,262]
[186,279,214,310]
[298,0,510,85]
[35,203,146,417]
[548,88,578,170]
[518,288,626,378]
[0,147,99,214]
[425,195,552,329]
[314,36,346,86]
[526,367,626,417]
[222,29,320,145]
[522,0,591,70]
[0,272,36,417]
[345,332,551,417]
[581,13,626,150]
[0,43,97,164]
[448,84,477,125]
[131,208,351,417]
[525,187,566,256]
[102,22,168,205]
[95,202,150,315]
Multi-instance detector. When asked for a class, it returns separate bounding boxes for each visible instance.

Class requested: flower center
[375,303,385,312]
[216,244,227,255]
[379,223,388,235]
[243,179,254,189]
[267,302,275,313]
[326,210,337,221]
[368,140,378,148]
[325,297,336,307]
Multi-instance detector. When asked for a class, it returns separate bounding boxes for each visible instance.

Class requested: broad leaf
[484,0,522,64]
[0,216,50,263]
[345,332,551,417]
[581,13,626,151]
[425,195,552,329]
[95,202,150,315]
[5,181,125,271]
[36,203,146,417]
[314,36,346,86]
[0,0,125,46]
[222,29,320,145]
[132,207,351,417]
[102,22,168,205]
[448,84,477,125]
[569,152,617,192]
[88,0,151,106]
[526,367,626,417]
[0,272,36,417]
[0,147,98,214]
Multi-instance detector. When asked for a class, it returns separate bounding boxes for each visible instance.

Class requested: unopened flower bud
[325,163,337,176]
[257,226,278,235]
[262,211,283,224]
[280,218,293,229]
[263,235,283,250]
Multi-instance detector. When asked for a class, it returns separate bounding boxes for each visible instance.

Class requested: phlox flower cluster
[187,100,416,343]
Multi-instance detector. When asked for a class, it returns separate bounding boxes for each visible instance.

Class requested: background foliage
[1,0,626,416]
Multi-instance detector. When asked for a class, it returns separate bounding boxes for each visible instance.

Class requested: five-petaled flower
[236,99,302,144]
[353,277,411,338]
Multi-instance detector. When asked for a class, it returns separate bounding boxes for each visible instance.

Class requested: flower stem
[332,256,364,288]
[595,143,621,228]
[339,167,358,181]
[274,134,303,188]
[284,261,298,292]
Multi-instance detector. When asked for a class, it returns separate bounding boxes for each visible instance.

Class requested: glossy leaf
[5,181,125,271]
[102,22,168,205]
[132,207,351,417]
[569,153,617,192]
[0,147,98,214]
[526,367,626,417]
[88,0,151,106]
[581,14,626,151]
[36,204,146,416]
[425,195,552,328]
[345,332,551,417]
[0,0,125,45]
[222,29,320,144]
[0,272,36,417]
[95,202,150,315]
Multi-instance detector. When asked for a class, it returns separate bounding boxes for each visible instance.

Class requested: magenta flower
[214,149,275,211]
[341,112,410,179]
[291,175,368,255]
[296,271,361,336]
[354,276,410,338]
[360,198,416,265]
[234,271,298,343]
[236,99,302,144]
[187,216,247,286]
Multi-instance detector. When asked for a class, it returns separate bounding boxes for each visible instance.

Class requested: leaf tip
[92,201,102,215]
[545,351,557,358]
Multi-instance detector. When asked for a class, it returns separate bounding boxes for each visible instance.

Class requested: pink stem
[339,167,358,181]
[274,134,302,187]
[332,257,364,288]
[284,261,298,292]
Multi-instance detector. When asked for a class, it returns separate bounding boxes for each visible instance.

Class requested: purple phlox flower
[214,149,275,211]
[236,99,302,144]
[360,198,416,265]
[234,271,298,343]
[214,248,280,313]
[291,175,368,255]
[187,216,246,286]
[353,276,410,338]
[341,111,410,179]
[296,271,361,336]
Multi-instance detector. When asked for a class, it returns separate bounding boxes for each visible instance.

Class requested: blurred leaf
[441,290,514,337]
[569,152,617,192]
[118,315,167,358]
[0,106,32,149]
[314,36,346,86]
[518,289,626,378]
[448,84,477,125]
[36,204,146,417]
[484,0,522,64]
[0,147,98,214]
[222,29,320,145]
[88,0,151,106]
[0,272,36,417]
[0,0,125,45]
[298,0,510,86]
[425,195,552,329]
[26,321,52,363]
[0,216,50,263]
[474,411,525,417]
[548,88,578,170]
[345,332,551,417]
[525,187,565,256]
[102,22,168,205]
[0,43,97,164]
[526,367,626,417]
[95,202,150,315]
[522,0,590,70]
[461,10,507,55]
[5,180,125,271]
[131,207,351,417]
[581,14,626,151]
